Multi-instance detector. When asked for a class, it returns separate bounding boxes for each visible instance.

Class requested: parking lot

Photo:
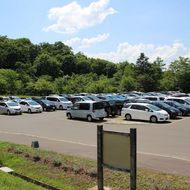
[0,110,190,176]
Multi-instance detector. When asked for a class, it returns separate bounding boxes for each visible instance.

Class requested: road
[0,111,190,176]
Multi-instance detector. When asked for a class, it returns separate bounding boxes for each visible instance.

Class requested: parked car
[144,96,165,101]
[66,101,106,122]
[97,95,122,116]
[87,95,118,117]
[164,100,190,116]
[46,96,72,110]
[9,96,22,103]
[121,103,169,123]
[68,96,92,104]
[151,101,181,119]
[32,98,56,111]
[171,93,189,97]
[166,97,190,109]
[20,100,42,113]
[0,101,22,115]
[0,96,9,102]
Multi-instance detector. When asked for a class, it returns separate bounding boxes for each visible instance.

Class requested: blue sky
[0,0,190,65]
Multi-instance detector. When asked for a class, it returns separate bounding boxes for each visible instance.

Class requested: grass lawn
[0,141,190,190]
[0,171,45,190]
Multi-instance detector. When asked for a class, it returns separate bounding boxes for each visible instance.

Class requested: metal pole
[130,128,137,190]
[97,125,104,190]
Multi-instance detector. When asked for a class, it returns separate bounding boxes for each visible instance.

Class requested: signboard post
[97,125,137,190]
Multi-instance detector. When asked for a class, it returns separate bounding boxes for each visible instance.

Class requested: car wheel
[28,109,32,114]
[99,117,104,121]
[7,110,11,115]
[67,113,72,119]
[87,115,93,122]
[59,105,63,110]
[43,107,46,111]
[150,116,157,123]
[125,114,131,120]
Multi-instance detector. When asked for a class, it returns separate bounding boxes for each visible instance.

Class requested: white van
[66,101,106,121]
[46,96,72,110]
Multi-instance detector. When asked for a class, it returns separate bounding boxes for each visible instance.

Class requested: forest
[0,35,190,95]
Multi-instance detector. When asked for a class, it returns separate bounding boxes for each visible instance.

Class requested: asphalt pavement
[0,111,190,176]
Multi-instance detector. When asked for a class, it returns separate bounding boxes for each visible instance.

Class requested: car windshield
[7,102,19,107]
[93,102,104,110]
[105,96,114,100]
[59,97,68,102]
[185,98,190,103]
[158,102,172,108]
[88,95,100,101]
[41,100,50,104]
[170,101,181,107]
[147,104,161,111]
[82,96,92,101]
[28,101,39,106]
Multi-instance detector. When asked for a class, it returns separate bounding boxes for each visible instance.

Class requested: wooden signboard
[97,125,136,190]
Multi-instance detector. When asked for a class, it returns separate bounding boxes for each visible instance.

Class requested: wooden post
[130,128,137,190]
[97,125,104,190]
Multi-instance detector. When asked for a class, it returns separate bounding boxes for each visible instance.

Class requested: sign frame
[97,125,137,190]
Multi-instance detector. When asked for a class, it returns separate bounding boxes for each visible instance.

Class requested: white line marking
[0,131,96,147]
[1,130,190,162]
[138,152,190,162]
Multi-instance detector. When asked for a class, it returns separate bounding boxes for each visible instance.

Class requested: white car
[66,101,106,121]
[46,96,72,110]
[20,100,42,113]
[121,103,169,123]
[0,101,22,115]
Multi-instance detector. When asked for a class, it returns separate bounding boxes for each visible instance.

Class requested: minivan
[66,101,106,121]
[46,96,73,110]
[121,103,169,123]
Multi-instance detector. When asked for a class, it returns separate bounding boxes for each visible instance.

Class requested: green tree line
[0,35,190,95]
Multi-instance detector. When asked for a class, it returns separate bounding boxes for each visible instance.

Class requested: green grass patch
[0,141,190,190]
[0,171,45,190]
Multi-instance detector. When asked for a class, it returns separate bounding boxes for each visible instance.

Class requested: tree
[160,70,177,91]
[169,57,190,92]
[135,53,164,92]
[34,77,54,96]
[34,53,61,78]
[57,54,76,75]
[0,69,21,94]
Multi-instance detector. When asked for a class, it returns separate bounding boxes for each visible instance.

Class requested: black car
[97,96,120,117]
[164,100,190,116]
[151,101,181,119]
[33,98,56,111]
[87,95,118,117]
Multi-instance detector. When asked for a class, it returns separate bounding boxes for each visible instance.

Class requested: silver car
[0,101,22,115]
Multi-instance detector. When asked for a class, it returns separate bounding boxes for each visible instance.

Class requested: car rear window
[93,102,104,110]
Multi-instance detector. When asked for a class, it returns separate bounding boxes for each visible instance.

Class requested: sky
[0,0,190,65]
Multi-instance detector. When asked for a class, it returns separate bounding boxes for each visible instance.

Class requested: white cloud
[65,33,110,49]
[87,41,190,66]
[43,0,116,34]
